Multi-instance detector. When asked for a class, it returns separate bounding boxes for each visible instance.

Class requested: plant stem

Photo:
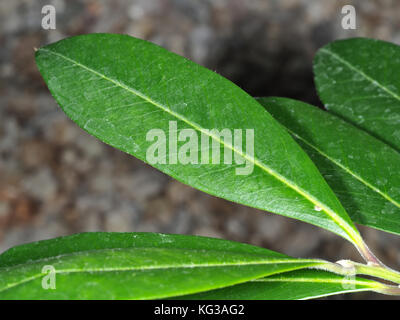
[316,259,400,288]
[354,262,400,285]
[311,260,400,296]
[374,285,400,296]
[349,233,400,285]
[352,234,385,267]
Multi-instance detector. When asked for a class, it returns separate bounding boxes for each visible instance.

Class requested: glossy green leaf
[314,37,400,152]
[0,232,325,299]
[174,269,387,300]
[35,33,363,246]
[257,97,400,235]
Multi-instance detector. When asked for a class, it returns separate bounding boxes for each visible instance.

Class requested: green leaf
[257,97,400,235]
[0,232,325,299]
[35,33,363,246]
[314,37,400,152]
[173,269,387,300]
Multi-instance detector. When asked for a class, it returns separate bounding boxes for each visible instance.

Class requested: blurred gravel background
[1,0,400,299]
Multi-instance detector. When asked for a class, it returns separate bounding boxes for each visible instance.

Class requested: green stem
[374,285,400,296]
[347,228,400,290]
[354,262,400,285]
[315,259,400,290]
[351,233,385,267]
[312,260,400,296]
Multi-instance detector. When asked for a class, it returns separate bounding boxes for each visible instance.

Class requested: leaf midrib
[1,257,319,273]
[39,47,358,243]
[0,245,280,269]
[0,256,322,294]
[251,274,385,299]
[253,276,381,288]
[1,246,323,274]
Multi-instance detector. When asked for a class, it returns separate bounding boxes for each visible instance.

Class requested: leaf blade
[0,232,324,299]
[35,33,361,245]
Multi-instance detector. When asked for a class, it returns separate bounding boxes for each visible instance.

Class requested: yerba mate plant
[1,34,399,299]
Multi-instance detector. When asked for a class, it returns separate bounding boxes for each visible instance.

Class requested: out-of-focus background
[0,0,399,299]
